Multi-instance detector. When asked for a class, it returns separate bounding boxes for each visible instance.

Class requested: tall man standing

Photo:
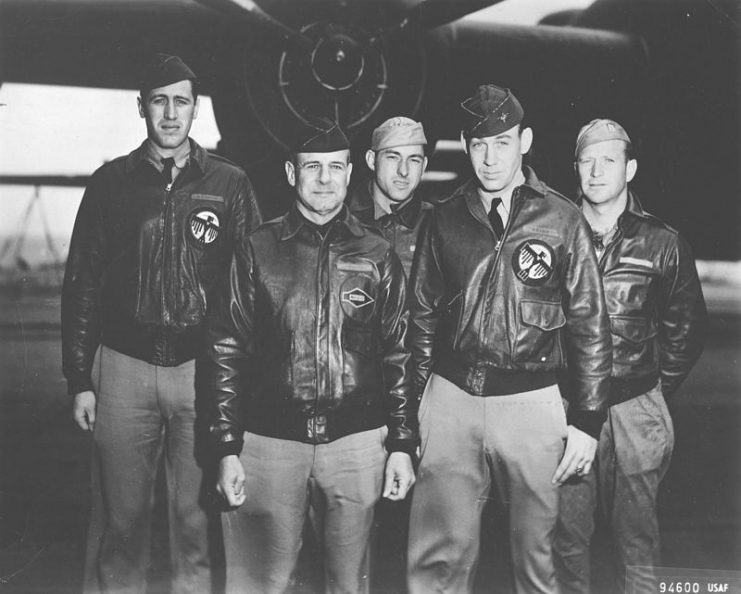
[62,54,261,592]
[406,84,612,594]
[348,116,430,278]
[207,119,417,594]
[555,119,707,594]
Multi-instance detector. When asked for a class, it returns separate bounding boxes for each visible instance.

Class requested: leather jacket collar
[124,138,207,177]
[350,180,424,229]
[577,190,651,235]
[280,203,365,241]
[455,165,546,225]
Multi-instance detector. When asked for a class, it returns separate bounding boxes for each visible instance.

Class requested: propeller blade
[370,0,504,45]
[409,0,506,30]
[195,0,314,51]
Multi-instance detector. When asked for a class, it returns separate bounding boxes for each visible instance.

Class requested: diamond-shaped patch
[341,288,375,309]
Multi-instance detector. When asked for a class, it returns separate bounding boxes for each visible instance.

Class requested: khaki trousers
[222,428,387,594]
[83,346,210,594]
[555,383,674,594]
[407,373,567,594]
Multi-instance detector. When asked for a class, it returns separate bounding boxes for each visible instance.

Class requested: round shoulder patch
[512,239,555,286]
[189,208,221,245]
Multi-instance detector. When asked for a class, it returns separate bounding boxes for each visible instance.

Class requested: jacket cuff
[566,409,606,440]
[385,438,419,458]
[213,437,244,459]
[67,377,94,396]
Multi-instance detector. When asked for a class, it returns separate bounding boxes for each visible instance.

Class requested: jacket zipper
[598,226,623,275]
[313,230,327,440]
[478,188,523,355]
[161,181,174,328]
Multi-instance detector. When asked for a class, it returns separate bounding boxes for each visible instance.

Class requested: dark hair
[139,78,199,101]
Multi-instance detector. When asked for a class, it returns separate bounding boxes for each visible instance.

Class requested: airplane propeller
[196,0,505,150]
[197,0,506,52]
[392,0,506,32]
[195,0,314,51]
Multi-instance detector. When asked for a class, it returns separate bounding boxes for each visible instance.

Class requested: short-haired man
[207,119,417,594]
[554,119,707,594]
[406,84,612,593]
[347,115,431,586]
[348,116,430,278]
[62,54,261,592]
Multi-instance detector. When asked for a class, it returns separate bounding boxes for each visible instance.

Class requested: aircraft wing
[0,0,230,91]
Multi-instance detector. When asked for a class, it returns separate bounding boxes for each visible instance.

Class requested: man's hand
[552,425,598,485]
[382,452,415,501]
[72,390,97,431]
[217,455,246,507]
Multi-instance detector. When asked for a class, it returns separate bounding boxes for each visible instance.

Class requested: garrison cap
[461,84,524,139]
[371,117,427,151]
[140,53,198,95]
[575,118,631,157]
[290,117,350,154]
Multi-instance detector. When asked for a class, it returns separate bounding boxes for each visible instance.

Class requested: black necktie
[488,197,504,237]
[162,157,175,186]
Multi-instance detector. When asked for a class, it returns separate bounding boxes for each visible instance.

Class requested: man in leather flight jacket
[207,119,417,594]
[347,116,432,587]
[61,54,261,593]
[406,85,612,594]
[348,116,432,279]
[555,119,707,594]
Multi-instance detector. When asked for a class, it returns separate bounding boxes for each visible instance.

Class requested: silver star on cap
[498,112,509,123]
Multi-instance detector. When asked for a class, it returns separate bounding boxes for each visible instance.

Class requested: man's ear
[422,155,429,173]
[285,160,296,187]
[137,95,145,119]
[460,132,468,155]
[365,150,376,172]
[520,127,533,154]
[626,159,638,183]
[346,162,353,185]
[193,96,200,119]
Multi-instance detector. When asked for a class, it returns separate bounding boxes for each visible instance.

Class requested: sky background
[0,0,593,266]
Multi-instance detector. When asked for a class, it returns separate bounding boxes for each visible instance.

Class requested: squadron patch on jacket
[512,239,555,286]
[342,287,374,309]
[339,275,377,322]
[189,208,220,245]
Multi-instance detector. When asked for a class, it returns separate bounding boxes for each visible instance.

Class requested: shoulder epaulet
[92,154,129,178]
[437,188,468,206]
[539,183,573,204]
[638,209,679,235]
[206,150,245,172]
[260,213,286,229]
[360,222,386,240]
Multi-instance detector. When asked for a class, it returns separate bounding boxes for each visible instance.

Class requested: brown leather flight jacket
[207,206,418,458]
[587,192,707,404]
[62,140,261,395]
[409,168,612,436]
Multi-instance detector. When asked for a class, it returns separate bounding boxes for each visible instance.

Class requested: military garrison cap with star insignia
[289,117,350,154]
[460,84,524,139]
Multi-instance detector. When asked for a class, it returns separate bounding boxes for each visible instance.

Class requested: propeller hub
[311,34,365,91]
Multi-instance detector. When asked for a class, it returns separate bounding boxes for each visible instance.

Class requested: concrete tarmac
[0,292,739,593]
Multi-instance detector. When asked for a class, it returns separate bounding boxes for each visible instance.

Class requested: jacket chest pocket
[604,263,658,313]
[513,300,566,367]
[610,315,658,372]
